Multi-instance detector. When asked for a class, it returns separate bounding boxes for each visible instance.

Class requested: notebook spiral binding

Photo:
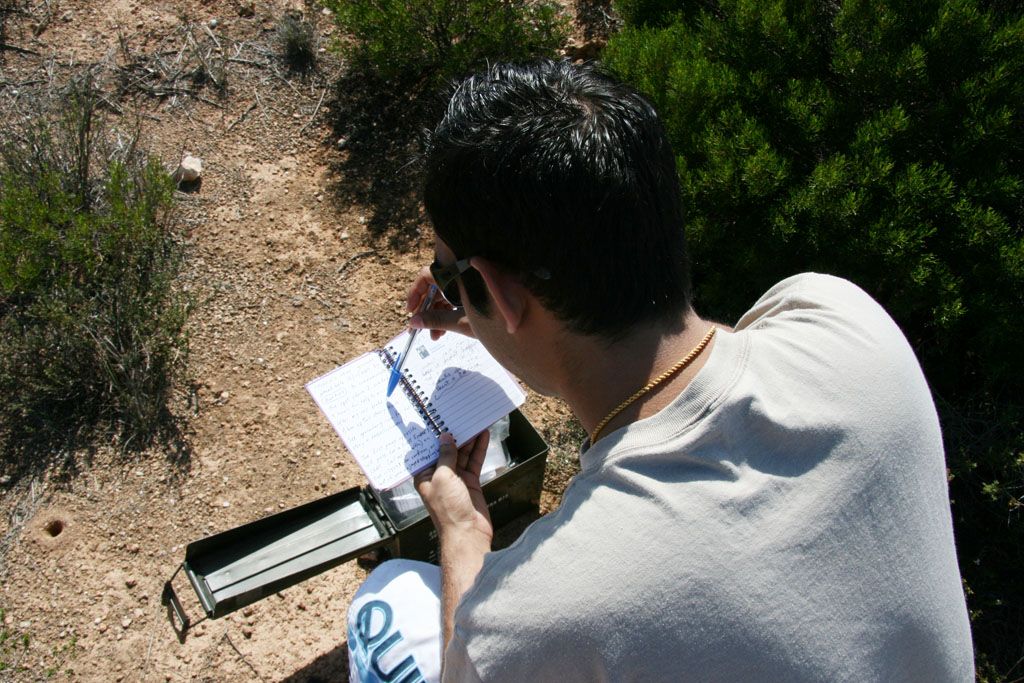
[378,348,448,437]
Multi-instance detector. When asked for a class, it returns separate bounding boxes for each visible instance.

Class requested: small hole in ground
[43,520,64,537]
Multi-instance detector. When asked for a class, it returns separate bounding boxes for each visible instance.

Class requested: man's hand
[414,431,493,544]
[407,266,474,340]
[414,431,493,657]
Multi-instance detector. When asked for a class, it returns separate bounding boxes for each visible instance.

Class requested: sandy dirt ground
[0,0,593,679]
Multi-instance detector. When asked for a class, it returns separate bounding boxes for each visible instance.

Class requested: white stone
[174,156,203,183]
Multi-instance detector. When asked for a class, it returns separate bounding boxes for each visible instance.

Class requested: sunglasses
[430,257,473,307]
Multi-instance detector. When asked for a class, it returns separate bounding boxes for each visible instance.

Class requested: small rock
[121,617,132,629]
[242,626,253,638]
[125,577,138,588]
[173,156,203,184]
[208,18,218,28]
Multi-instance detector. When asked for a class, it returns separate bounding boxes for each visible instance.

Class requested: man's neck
[555,311,720,445]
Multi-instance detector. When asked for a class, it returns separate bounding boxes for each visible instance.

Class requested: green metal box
[162,410,547,637]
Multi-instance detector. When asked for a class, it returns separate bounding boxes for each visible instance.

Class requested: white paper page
[307,332,525,492]
[386,331,526,444]
[305,351,438,491]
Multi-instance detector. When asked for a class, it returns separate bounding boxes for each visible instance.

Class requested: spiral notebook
[306,331,526,491]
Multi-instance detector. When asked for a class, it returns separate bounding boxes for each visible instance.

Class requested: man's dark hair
[424,59,692,339]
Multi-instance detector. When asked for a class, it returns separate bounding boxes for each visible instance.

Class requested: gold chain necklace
[590,326,717,447]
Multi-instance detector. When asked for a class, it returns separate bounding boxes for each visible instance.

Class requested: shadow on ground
[283,642,351,683]
[323,68,445,252]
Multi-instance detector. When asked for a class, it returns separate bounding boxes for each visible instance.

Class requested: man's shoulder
[735,272,910,358]
[738,272,881,328]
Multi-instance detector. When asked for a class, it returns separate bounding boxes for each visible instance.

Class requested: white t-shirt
[444,273,973,682]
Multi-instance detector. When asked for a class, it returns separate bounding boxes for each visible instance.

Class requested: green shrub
[605,0,1022,676]
[323,0,567,85]
[0,85,188,453]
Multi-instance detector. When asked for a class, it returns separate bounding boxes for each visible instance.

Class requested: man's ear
[470,257,527,334]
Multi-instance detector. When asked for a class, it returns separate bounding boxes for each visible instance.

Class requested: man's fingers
[411,309,475,339]
[415,433,457,495]
[406,267,435,313]
[413,465,435,488]
[464,429,490,478]
[436,432,458,470]
[456,435,478,471]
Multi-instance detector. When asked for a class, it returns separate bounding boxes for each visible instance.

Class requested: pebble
[174,156,203,184]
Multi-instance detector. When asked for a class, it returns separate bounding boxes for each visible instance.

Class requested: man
[349,59,973,681]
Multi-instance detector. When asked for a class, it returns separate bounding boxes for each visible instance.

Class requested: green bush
[323,0,567,85]
[0,85,188,453]
[605,0,1022,677]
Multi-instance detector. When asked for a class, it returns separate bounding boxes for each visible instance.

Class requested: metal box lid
[162,408,549,638]
[167,487,390,627]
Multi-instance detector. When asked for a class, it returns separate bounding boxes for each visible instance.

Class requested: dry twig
[227,100,257,132]
[339,251,375,276]
[298,86,326,135]
[0,42,40,56]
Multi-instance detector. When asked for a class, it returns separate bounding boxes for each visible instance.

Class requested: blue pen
[386,285,438,398]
